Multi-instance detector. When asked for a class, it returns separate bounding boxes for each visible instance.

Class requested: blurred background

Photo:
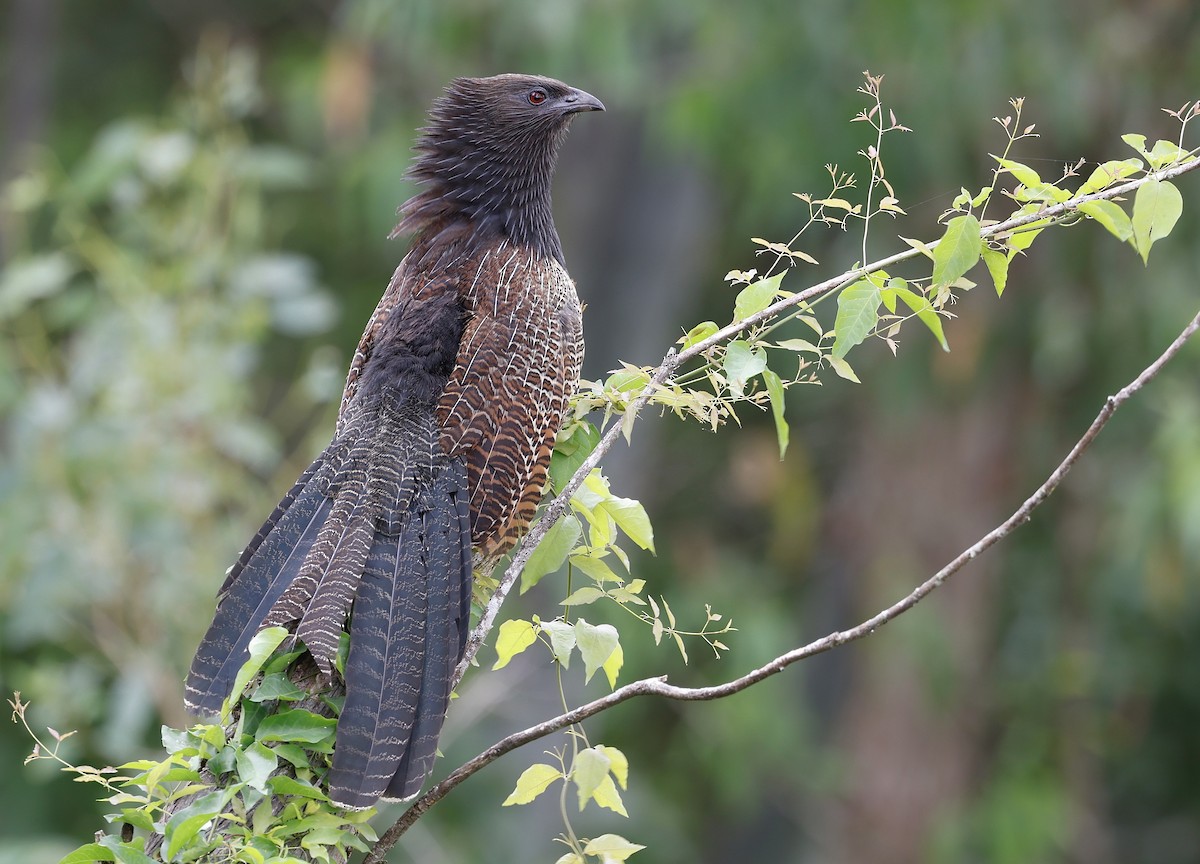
[2,1,1200,862]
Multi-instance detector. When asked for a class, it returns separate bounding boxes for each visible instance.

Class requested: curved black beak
[561,87,605,114]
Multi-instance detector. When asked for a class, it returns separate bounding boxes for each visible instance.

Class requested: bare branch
[369,290,1200,861]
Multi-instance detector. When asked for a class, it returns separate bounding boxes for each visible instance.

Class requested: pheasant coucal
[184,74,603,809]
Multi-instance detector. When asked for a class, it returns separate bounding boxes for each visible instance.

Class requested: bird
[184,73,603,810]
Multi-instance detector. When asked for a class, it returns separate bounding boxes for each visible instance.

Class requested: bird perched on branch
[184,74,603,809]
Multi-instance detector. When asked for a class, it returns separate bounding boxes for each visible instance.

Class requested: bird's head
[398,74,604,258]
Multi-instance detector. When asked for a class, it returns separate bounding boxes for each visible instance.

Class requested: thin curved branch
[367,298,1200,861]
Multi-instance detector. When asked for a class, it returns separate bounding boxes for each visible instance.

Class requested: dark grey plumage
[185,73,601,810]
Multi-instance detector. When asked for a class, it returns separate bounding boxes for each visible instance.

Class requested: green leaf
[98,838,158,864]
[235,741,278,793]
[59,844,117,864]
[164,790,231,860]
[268,774,329,801]
[932,214,982,286]
[493,618,538,670]
[827,355,860,383]
[249,672,306,703]
[723,341,768,397]
[584,833,645,861]
[980,247,1009,297]
[680,320,719,350]
[733,271,785,321]
[228,626,291,714]
[831,279,879,359]
[992,155,1041,187]
[550,421,600,491]
[1077,200,1133,242]
[1131,179,1183,264]
[560,585,606,606]
[254,710,337,746]
[540,619,576,667]
[1078,158,1143,194]
[761,368,789,458]
[521,514,583,593]
[503,763,562,806]
[599,497,655,552]
[891,284,949,351]
[574,747,612,809]
[575,619,620,684]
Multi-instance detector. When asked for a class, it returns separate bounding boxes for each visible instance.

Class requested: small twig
[367,301,1200,862]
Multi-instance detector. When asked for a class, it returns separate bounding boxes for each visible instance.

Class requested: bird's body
[184,74,602,809]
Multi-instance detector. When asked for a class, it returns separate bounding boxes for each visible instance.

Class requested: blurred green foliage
[2,1,1200,863]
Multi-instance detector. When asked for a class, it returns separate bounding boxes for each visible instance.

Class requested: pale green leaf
[734,271,785,321]
[560,585,606,606]
[891,285,949,351]
[1121,133,1148,156]
[831,279,880,359]
[1131,179,1183,264]
[590,775,629,818]
[0,252,74,318]
[899,236,936,260]
[1077,200,1133,243]
[992,155,1041,187]
[1147,139,1187,169]
[932,214,982,286]
[521,514,583,593]
[761,368,789,458]
[775,338,821,354]
[540,619,576,667]
[981,247,1009,297]
[600,497,655,552]
[723,341,768,397]
[574,747,612,809]
[575,619,620,683]
[493,618,538,670]
[570,553,622,584]
[596,745,629,789]
[584,833,645,860]
[1078,158,1143,194]
[503,763,562,806]
[680,320,718,350]
[602,641,624,688]
[827,355,860,383]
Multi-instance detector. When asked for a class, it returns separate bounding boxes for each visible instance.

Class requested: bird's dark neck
[395,121,569,266]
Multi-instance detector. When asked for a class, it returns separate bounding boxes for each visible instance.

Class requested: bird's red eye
[528,89,547,105]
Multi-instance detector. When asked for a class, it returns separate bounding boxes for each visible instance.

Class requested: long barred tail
[330,461,472,807]
[184,402,473,809]
[184,457,335,716]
